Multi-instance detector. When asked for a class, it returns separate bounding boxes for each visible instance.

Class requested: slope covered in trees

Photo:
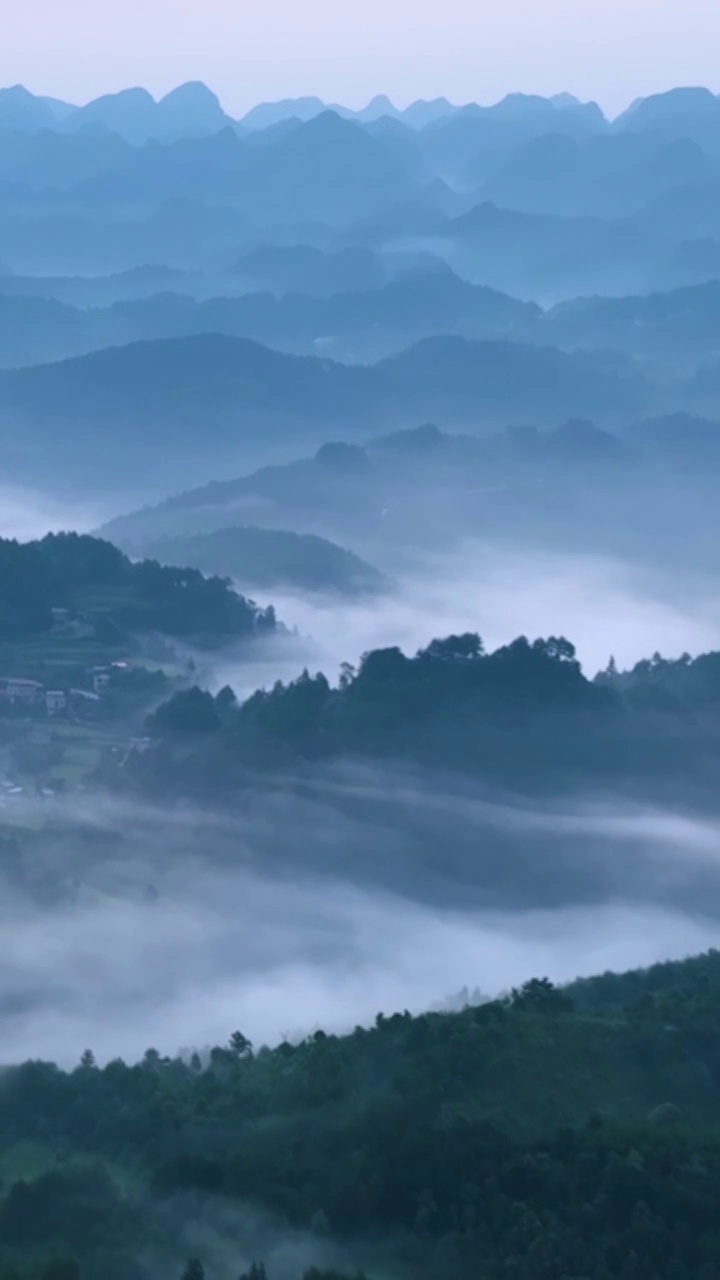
[0,532,276,647]
[2,951,720,1278]
[0,333,647,490]
[139,634,720,800]
[129,526,387,597]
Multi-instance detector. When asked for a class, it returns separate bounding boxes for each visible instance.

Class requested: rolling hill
[123,525,388,596]
[0,333,648,491]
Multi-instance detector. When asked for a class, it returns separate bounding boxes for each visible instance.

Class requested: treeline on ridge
[0,532,276,646]
[2,951,720,1278]
[139,633,720,796]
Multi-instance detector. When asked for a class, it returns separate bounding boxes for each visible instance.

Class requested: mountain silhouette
[60,83,235,143]
[0,332,646,489]
[614,87,720,153]
[0,84,57,132]
[156,82,232,136]
[240,96,328,130]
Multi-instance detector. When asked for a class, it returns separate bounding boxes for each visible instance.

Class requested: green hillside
[2,951,720,1279]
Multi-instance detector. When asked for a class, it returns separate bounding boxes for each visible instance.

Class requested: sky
[1,0,719,118]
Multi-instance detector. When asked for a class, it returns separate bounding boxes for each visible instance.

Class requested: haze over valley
[5,56,720,1280]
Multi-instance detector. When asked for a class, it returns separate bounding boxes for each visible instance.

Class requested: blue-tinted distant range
[5,77,720,501]
[3,0,720,114]
[7,55,720,1280]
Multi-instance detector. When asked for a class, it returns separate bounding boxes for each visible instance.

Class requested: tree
[181,1262,204,1280]
[229,1030,253,1058]
[215,685,238,717]
[357,647,408,684]
[510,977,573,1014]
[419,633,484,662]
[79,1050,96,1069]
[532,635,577,665]
[149,687,221,736]
[339,662,356,690]
[238,1266,268,1280]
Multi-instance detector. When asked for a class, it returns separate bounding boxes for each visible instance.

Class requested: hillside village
[0,634,176,803]
[0,531,279,800]
[0,658,161,804]
[2,666,110,718]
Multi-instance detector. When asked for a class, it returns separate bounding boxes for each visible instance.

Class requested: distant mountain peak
[358,94,401,122]
[305,107,357,128]
[0,83,37,101]
[409,96,454,109]
[615,85,719,132]
[98,86,156,104]
[0,83,59,130]
[493,92,553,114]
[156,82,231,134]
[294,109,364,141]
[240,96,327,130]
[159,81,221,107]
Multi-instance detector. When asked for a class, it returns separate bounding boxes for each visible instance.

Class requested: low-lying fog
[213,542,720,699]
[5,885,717,1068]
[3,782,720,1066]
[4,492,720,1066]
[0,483,107,542]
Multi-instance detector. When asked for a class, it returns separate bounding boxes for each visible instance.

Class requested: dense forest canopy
[2,950,720,1279]
[0,532,276,645]
[129,526,387,597]
[136,634,720,800]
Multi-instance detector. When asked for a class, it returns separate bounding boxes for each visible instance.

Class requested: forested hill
[138,634,720,798]
[3,949,720,1279]
[128,525,388,597]
[0,531,277,647]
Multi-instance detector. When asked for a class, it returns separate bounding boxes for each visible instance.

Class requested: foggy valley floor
[3,781,720,1066]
